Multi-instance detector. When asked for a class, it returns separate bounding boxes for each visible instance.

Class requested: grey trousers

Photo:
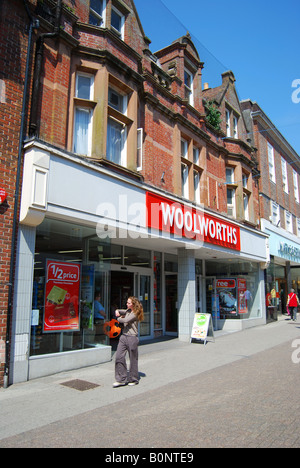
[115,334,139,383]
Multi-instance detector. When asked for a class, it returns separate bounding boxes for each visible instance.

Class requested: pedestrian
[113,296,144,388]
[287,289,300,322]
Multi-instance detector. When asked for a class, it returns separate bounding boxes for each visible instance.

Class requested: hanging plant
[204,100,222,131]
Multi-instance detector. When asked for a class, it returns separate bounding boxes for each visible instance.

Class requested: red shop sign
[146,192,241,251]
[0,188,7,204]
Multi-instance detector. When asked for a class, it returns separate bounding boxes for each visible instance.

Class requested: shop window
[265,257,286,322]
[89,0,106,26]
[164,253,178,272]
[31,219,113,358]
[89,240,122,264]
[206,260,261,321]
[154,252,162,332]
[124,246,151,268]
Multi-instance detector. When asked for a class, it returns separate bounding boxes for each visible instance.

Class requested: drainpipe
[4,2,39,389]
[29,0,62,136]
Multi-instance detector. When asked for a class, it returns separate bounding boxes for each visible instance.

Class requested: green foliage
[204,100,222,131]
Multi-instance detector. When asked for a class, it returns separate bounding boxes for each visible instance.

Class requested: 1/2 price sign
[44,260,81,332]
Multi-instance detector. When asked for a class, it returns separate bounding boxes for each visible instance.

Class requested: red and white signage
[146,192,241,251]
[0,188,7,204]
[44,260,81,332]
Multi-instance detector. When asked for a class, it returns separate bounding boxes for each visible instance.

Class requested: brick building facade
[1,0,272,385]
[242,99,300,320]
[0,0,38,387]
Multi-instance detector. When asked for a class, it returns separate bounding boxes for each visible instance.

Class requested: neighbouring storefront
[9,140,269,384]
[262,219,300,321]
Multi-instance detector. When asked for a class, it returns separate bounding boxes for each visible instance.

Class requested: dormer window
[89,0,106,27]
[184,68,193,105]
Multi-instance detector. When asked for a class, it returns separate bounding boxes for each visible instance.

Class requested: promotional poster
[44,260,81,332]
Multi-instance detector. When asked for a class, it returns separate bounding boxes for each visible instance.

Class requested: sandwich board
[191,313,215,345]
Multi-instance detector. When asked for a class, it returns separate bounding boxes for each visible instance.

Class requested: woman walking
[287,288,300,322]
[113,297,144,387]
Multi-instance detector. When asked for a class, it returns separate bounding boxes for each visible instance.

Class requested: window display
[31,219,111,356]
[206,260,261,320]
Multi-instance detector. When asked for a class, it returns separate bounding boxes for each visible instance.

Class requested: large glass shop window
[205,260,261,320]
[31,219,112,356]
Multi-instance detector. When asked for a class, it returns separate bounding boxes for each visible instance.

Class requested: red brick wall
[0,0,31,386]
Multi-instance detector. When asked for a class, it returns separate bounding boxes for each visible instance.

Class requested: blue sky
[134,0,300,155]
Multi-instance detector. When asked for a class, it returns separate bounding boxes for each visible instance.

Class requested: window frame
[293,169,299,203]
[111,4,125,39]
[271,201,280,226]
[181,163,189,199]
[193,170,200,204]
[281,157,288,193]
[233,115,238,139]
[285,210,293,234]
[106,86,130,167]
[73,107,93,156]
[226,109,231,137]
[227,187,236,217]
[89,0,106,27]
[73,72,95,156]
[184,68,194,106]
[107,116,127,166]
[268,142,276,183]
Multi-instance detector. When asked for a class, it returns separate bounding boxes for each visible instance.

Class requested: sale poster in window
[44,260,81,333]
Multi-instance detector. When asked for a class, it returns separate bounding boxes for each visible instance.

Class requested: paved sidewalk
[0,317,300,448]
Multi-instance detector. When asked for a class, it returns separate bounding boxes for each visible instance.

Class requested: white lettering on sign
[159,199,239,249]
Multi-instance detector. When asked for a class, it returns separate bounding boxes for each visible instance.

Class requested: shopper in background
[287,289,300,322]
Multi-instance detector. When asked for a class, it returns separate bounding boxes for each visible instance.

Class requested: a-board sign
[191,313,214,344]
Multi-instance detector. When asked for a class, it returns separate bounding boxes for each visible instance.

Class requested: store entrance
[110,270,152,340]
[205,277,218,330]
[165,274,178,335]
[110,271,134,314]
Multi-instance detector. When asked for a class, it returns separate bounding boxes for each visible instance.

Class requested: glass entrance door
[205,277,218,330]
[165,274,178,334]
[136,273,152,338]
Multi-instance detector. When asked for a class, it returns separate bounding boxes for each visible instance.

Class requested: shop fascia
[96,191,241,251]
[278,242,300,262]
